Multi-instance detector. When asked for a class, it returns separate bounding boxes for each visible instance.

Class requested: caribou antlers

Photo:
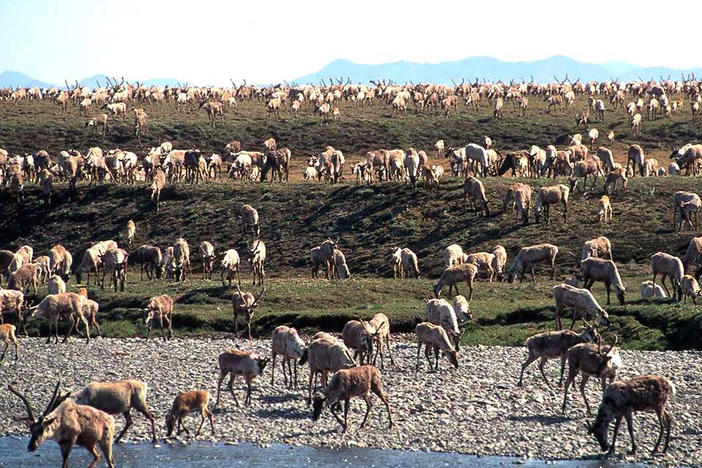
[9,380,67,422]
[249,239,262,255]
[553,75,568,85]
[230,79,247,98]
[326,236,339,248]
[252,285,266,306]
[597,334,618,356]
[8,383,37,421]
[235,283,265,306]
[105,76,124,91]
[234,284,266,340]
[64,80,79,92]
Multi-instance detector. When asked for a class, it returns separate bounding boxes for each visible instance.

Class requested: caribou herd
[0,202,692,463]
[3,75,702,132]
[1,75,698,466]
[4,74,702,207]
[1,135,702,220]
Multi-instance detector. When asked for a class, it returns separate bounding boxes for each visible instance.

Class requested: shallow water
[0,437,657,467]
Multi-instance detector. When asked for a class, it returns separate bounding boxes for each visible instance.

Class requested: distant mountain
[0,71,184,89]
[292,56,702,84]
[4,56,702,90]
[599,61,637,76]
[0,70,54,88]
[77,74,113,88]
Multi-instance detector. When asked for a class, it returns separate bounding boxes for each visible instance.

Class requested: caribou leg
[115,411,133,443]
[270,353,277,385]
[660,274,671,297]
[59,438,76,468]
[607,415,624,457]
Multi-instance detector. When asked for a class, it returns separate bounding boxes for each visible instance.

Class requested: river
[0,437,659,467]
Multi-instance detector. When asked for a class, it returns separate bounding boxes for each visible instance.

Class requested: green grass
[15,271,702,351]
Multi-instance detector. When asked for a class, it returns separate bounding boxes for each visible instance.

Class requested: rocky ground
[1,337,700,466]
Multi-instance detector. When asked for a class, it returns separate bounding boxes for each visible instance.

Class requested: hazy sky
[1,0,700,85]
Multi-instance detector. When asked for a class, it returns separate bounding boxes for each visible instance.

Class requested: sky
[1,0,701,85]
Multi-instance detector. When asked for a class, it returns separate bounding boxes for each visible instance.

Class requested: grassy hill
[1,96,701,350]
[1,176,701,350]
[1,176,700,276]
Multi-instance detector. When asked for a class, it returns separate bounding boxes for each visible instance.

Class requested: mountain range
[0,71,55,89]
[3,56,702,88]
[291,56,702,85]
[0,71,182,89]
[75,75,183,88]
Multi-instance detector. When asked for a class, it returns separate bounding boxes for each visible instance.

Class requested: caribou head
[9,381,69,452]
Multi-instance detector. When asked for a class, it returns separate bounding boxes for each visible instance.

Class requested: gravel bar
[1,337,700,465]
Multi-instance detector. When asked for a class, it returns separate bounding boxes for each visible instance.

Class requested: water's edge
[0,437,659,468]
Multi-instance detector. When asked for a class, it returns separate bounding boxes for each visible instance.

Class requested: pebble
[0,337,700,465]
